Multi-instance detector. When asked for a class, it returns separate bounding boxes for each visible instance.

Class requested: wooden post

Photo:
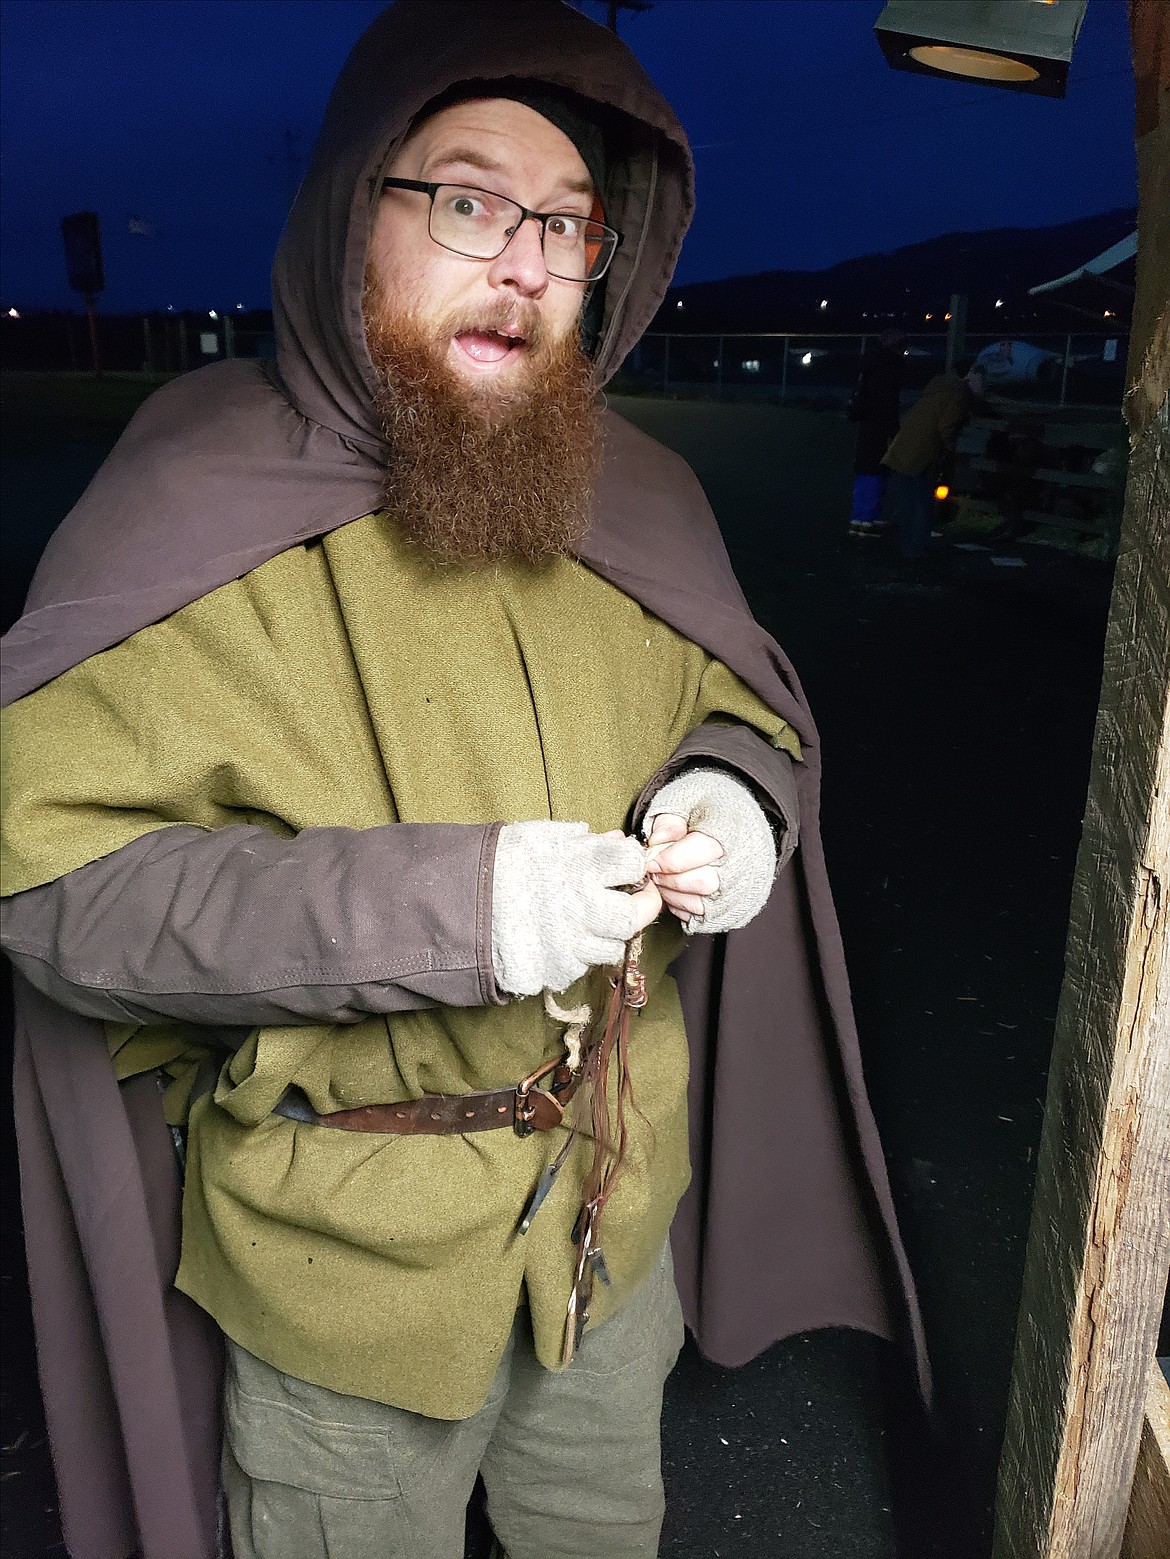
[1119,1363,1170,1559]
[991,6,1170,1557]
[1059,333,1073,408]
[944,291,968,372]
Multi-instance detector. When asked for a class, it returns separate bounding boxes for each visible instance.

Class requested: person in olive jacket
[881,363,989,561]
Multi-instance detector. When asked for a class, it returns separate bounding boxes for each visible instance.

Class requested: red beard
[363,271,604,567]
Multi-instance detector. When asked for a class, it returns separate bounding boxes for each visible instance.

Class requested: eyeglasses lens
[430,185,615,282]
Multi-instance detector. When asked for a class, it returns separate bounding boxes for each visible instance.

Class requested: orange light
[925,312,933,321]
[908,45,1040,84]
[944,311,953,321]
[934,484,950,502]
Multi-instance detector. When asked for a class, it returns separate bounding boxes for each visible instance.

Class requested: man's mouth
[452,328,528,366]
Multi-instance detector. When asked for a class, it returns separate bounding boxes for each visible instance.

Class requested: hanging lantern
[874,0,1089,99]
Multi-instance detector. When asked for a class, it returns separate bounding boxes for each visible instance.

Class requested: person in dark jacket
[847,329,905,537]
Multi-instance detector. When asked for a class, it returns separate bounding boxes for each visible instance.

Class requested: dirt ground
[0,387,1128,1558]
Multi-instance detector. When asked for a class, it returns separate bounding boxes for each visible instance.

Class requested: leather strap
[272,1055,584,1137]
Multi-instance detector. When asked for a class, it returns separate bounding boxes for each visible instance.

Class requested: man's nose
[486,216,550,299]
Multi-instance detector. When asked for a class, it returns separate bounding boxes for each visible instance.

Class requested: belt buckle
[515,1054,567,1138]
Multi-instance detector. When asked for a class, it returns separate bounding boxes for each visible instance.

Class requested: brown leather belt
[271,1051,584,1138]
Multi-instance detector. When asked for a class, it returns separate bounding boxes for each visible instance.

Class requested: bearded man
[0,4,928,1557]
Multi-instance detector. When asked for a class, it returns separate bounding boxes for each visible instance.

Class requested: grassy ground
[1,388,1117,1558]
[0,370,173,453]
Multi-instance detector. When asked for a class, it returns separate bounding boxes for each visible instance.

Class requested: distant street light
[6,307,18,319]
[819,299,828,310]
[874,0,1088,99]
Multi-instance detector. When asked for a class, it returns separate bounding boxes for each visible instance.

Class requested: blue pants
[884,470,935,560]
[850,473,887,524]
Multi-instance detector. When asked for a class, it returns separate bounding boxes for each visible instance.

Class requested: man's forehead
[402,97,595,195]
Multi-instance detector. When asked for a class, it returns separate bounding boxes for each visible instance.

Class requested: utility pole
[60,211,104,376]
[282,128,298,209]
[267,128,301,212]
[604,0,651,35]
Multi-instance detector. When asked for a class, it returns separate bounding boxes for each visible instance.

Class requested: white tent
[1028,231,1137,295]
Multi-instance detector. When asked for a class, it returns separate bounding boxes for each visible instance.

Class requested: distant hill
[656,208,1136,334]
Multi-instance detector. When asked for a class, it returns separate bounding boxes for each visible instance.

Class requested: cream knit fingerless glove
[643,768,777,934]
[491,821,647,997]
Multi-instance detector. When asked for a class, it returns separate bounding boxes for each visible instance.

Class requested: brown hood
[1,0,696,705]
[271,0,694,451]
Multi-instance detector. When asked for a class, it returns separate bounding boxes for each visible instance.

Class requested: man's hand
[641,768,779,934]
[491,822,661,997]
[643,814,722,922]
[599,830,664,934]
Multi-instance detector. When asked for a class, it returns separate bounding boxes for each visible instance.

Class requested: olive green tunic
[1,512,797,1418]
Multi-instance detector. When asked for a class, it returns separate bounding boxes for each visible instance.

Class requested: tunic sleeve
[0,547,507,1024]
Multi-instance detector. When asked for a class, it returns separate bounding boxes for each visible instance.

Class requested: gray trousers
[222,1246,684,1559]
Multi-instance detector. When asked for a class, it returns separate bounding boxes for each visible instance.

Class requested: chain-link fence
[1,314,1129,410]
[611,331,1129,410]
[0,311,275,373]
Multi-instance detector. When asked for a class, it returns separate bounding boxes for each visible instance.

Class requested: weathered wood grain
[1119,1362,1170,1559]
[1125,0,1170,436]
[990,9,1170,1554]
[991,396,1168,1559]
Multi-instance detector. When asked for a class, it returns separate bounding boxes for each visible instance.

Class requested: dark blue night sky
[0,0,1137,313]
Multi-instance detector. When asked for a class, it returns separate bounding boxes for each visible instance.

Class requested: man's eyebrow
[426,147,595,201]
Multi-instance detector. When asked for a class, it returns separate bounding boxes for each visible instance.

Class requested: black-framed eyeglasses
[381,177,621,283]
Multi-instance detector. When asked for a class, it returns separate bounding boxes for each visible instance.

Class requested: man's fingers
[660,887,708,920]
[646,813,688,848]
[653,866,720,897]
[628,879,663,933]
[646,830,723,876]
